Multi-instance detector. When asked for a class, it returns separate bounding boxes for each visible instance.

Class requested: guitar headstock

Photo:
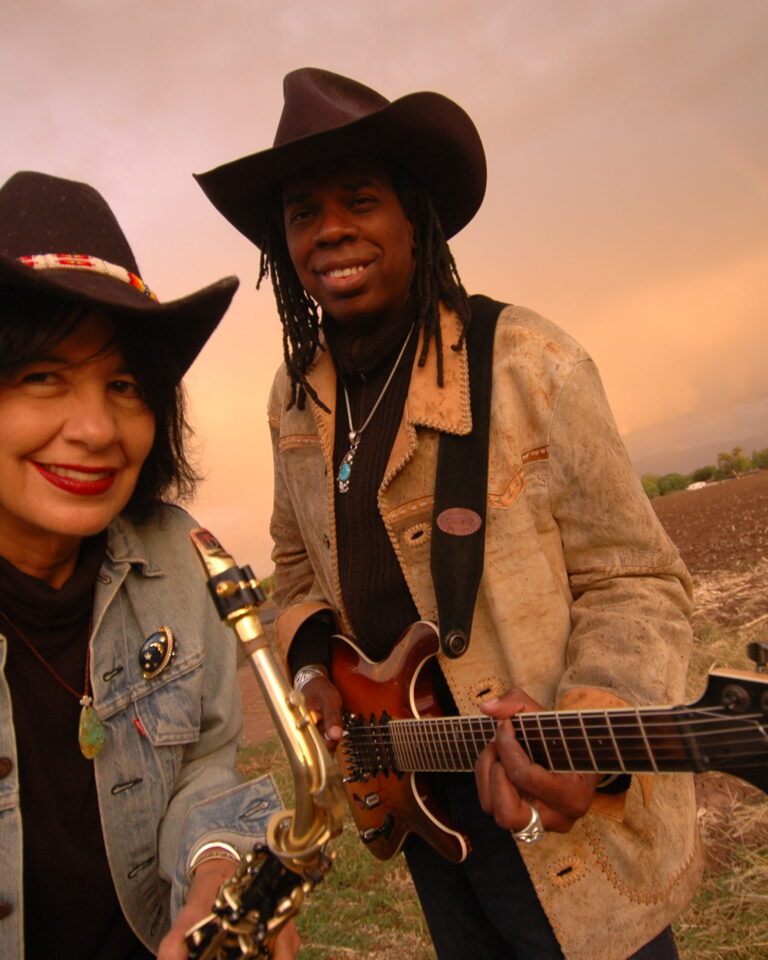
[688,646,768,794]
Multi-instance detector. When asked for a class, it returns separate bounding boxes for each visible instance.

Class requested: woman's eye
[20,370,57,386]
[110,379,143,398]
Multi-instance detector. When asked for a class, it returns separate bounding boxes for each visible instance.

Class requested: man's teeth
[326,265,364,279]
[46,466,112,481]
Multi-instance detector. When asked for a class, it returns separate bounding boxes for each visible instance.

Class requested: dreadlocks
[257,170,470,410]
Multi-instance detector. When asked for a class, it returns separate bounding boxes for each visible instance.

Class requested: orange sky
[3,0,767,573]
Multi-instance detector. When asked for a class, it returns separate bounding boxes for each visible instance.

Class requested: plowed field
[652,469,768,633]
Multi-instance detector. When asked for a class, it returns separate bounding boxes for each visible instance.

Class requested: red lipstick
[32,462,117,497]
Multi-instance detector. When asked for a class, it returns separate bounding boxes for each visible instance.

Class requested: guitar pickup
[360,813,394,843]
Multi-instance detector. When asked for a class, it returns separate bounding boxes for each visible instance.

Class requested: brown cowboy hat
[0,170,239,379]
[194,67,486,248]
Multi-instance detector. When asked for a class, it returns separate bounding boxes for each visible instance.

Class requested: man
[195,68,701,960]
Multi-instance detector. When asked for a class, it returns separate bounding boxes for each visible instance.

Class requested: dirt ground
[652,469,768,634]
[238,469,768,745]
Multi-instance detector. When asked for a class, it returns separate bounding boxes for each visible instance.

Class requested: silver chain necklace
[336,325,415,494]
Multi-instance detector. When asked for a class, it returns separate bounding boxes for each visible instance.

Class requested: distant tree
[641,474,660,498]
[657,472,690,496]
[752,448,768,469]
[690,464,716,483]
[716,446,753,479]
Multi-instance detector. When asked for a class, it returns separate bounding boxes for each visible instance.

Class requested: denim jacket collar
[106,514,166,578]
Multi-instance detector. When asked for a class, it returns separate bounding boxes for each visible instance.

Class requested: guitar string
[344,709,768,772]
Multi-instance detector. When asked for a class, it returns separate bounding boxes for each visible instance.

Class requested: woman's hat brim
[0,254,239,380]
[195,90,486,249]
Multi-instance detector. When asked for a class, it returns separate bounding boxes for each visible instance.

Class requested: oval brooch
[140,626,176,680]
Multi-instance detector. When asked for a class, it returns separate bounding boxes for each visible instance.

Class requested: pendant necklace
[337,324,415,494]
[0,608,106,759]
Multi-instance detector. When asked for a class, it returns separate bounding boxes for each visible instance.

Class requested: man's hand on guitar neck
[301,675,344,750]
[475,688,600,836]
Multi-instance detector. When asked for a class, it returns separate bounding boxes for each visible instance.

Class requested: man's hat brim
[195,89,486,249]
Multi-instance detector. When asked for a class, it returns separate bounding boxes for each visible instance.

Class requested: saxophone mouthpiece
[189,528,266,622]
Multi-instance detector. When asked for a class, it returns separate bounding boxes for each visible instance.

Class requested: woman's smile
[0,310,155,568]
[31,461,119,496]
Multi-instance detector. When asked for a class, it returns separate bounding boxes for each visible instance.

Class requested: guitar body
[331,621,469,862]
[332,624,768,864]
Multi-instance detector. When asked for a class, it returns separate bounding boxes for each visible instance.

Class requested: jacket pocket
[130,659,203,747]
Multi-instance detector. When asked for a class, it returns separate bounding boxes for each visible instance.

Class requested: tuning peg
[746,641,768,673]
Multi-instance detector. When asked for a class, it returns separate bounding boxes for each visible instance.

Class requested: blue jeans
[403,775,679,960]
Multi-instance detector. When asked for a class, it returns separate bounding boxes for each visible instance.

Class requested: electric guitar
[331,621,768,863]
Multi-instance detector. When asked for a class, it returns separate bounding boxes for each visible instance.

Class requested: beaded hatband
[17,253,158,301]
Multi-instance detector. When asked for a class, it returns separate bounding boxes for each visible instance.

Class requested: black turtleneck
[1,534,152,959]
[289,296,421,671]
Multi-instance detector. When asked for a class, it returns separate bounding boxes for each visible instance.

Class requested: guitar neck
[384,705,767,775]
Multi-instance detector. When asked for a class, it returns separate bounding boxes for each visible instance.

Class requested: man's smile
[324,264,366,280]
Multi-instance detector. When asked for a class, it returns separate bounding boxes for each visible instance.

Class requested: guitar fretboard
[343,706,768,776]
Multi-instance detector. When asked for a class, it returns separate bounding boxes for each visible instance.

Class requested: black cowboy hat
[194,67,486,248]
[0,170,239,380]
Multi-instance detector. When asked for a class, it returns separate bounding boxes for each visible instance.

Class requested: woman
[0,171,297,959]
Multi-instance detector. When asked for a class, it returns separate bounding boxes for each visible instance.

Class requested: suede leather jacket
[268,303,702,960]
[0,505,282,956]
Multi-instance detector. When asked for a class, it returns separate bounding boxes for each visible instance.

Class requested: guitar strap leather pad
[431,295,505,658]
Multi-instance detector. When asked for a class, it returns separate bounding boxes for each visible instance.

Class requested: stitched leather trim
[522,445,549,464]
[548,856,586,888]
[278,434,322,452]
[468,676,507,704]
[489,468,524,508]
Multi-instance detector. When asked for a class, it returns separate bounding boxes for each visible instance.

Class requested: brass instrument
[185,528,346,959]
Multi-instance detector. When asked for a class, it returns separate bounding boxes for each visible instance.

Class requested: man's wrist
[293,663,329,691]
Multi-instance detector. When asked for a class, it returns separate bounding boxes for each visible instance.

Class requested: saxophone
[184,528,347,959]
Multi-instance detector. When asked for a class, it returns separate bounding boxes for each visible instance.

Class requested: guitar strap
[431,294,505,658]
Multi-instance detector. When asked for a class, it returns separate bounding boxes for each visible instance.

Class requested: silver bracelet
[293,663,329,692]
[188,840,241,877]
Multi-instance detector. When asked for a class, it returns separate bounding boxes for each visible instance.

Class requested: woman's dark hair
[257,164,471,410]
[0,289,198,523]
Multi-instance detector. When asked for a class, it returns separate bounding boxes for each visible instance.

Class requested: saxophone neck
[188,528,345,880]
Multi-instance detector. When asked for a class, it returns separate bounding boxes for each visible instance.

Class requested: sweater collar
[306,303,471,437]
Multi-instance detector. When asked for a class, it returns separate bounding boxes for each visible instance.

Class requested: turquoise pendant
[336,436,360,494]
[78,697,106,759]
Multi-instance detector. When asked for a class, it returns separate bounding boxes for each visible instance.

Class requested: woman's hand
[156,859,301,959]
[301,675,344,749]
[475,688,600,835]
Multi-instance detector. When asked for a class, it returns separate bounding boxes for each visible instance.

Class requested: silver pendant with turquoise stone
[337,432,361,493]
[78,695,106,759]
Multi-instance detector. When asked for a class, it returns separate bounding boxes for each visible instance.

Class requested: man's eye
[288,208,312,225]
[351,195,375,209]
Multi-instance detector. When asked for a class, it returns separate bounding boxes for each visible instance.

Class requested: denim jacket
[0,505,282,956]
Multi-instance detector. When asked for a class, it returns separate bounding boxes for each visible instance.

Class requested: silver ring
[512,804,544,844]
